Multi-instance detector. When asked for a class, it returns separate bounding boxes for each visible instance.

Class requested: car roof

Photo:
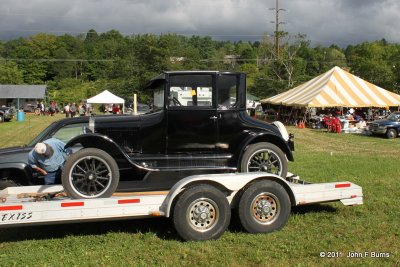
[145,71,243,89]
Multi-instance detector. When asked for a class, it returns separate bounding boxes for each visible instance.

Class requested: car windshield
[387,113,400,121]
[152,84,164,112]
[27,122,87,146]
[27,122,58,146]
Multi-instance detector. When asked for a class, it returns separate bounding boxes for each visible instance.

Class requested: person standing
[40,101,45,116]
[79,102,86,116]
[28,138,70,185]
[64,103,70,118]
[112,104,120,114]
[70,103,77,117]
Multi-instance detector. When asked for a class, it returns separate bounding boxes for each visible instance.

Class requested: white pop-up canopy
[87,90,125,112]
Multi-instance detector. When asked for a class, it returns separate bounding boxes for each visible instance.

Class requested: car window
[50,123,86,143]
[217,75,238,109]
[168,74,213,108]
[153,86,164,112]
[387,113,400,121]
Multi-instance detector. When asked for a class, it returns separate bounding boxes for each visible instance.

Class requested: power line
[0,58,115,62]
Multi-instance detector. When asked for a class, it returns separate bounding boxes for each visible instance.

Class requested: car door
[216,73,247,154]
[166,73,218,154]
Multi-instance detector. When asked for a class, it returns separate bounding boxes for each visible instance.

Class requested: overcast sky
[1,0,399,46]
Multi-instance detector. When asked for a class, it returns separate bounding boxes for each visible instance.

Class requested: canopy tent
[262,66,400,107]
[87,90,125,112]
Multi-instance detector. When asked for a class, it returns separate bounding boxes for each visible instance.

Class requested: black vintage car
[60,71,294,198]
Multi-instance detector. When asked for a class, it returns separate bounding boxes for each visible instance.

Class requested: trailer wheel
[62,148,119,199]
[173,184,231,241]
[241,142,288,178]
[238,180,290,234]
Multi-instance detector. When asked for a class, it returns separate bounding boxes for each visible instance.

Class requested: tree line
[1,29,400,104]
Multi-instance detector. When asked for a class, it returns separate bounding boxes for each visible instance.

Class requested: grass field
[0,114,399,266]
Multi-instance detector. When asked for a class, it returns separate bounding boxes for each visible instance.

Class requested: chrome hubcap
[251,193,279,225]
[187,198,218,232]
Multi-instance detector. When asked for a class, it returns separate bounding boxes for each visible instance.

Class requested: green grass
[0,117,399,266]
[0,113,63,148]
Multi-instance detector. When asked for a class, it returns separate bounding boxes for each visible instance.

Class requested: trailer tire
[238,180,290,234]
[241,142,288,178]
[62,148,119,199]
[173,184,231,241]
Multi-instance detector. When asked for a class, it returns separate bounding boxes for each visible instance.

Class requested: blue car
[370,112,400,139]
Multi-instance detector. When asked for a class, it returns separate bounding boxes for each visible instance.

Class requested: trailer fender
[160,172,296,217]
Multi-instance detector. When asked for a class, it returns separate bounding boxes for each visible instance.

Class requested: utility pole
[270,0,286,60]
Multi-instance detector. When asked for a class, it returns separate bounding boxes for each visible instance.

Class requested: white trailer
[0,173,362,241]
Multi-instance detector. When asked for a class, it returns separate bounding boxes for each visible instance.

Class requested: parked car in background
[369,111,400,138]
[0,106,15,122]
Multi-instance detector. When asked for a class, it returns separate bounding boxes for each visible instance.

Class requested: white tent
[262,66,400,107]
[87,90,125,112]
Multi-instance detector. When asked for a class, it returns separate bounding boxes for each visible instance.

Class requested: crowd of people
[99,104,122,114]
[34,101,61,116]
[63,102,91,117]
[33,101,91,117]
[259,105,398,134]
[31,101,127,117]
[304,107,392,133]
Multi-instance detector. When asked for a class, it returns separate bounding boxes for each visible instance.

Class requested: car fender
[66,133,124,154]
[0,162,33,184]
[65,133,155,171]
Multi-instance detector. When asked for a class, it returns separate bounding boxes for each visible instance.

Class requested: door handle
[210,116,218,120]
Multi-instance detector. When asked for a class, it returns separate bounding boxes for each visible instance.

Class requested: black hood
[0,146,31,163]
[0,146,31,154]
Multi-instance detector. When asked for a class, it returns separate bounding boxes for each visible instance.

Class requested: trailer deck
[0,173,363,240]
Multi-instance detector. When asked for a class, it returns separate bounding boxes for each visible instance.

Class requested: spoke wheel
[62,148,119,199]
[247,149,282,175]
[241,142,288,178]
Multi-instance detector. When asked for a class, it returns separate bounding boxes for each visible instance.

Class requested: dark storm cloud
[0,0,399,45]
